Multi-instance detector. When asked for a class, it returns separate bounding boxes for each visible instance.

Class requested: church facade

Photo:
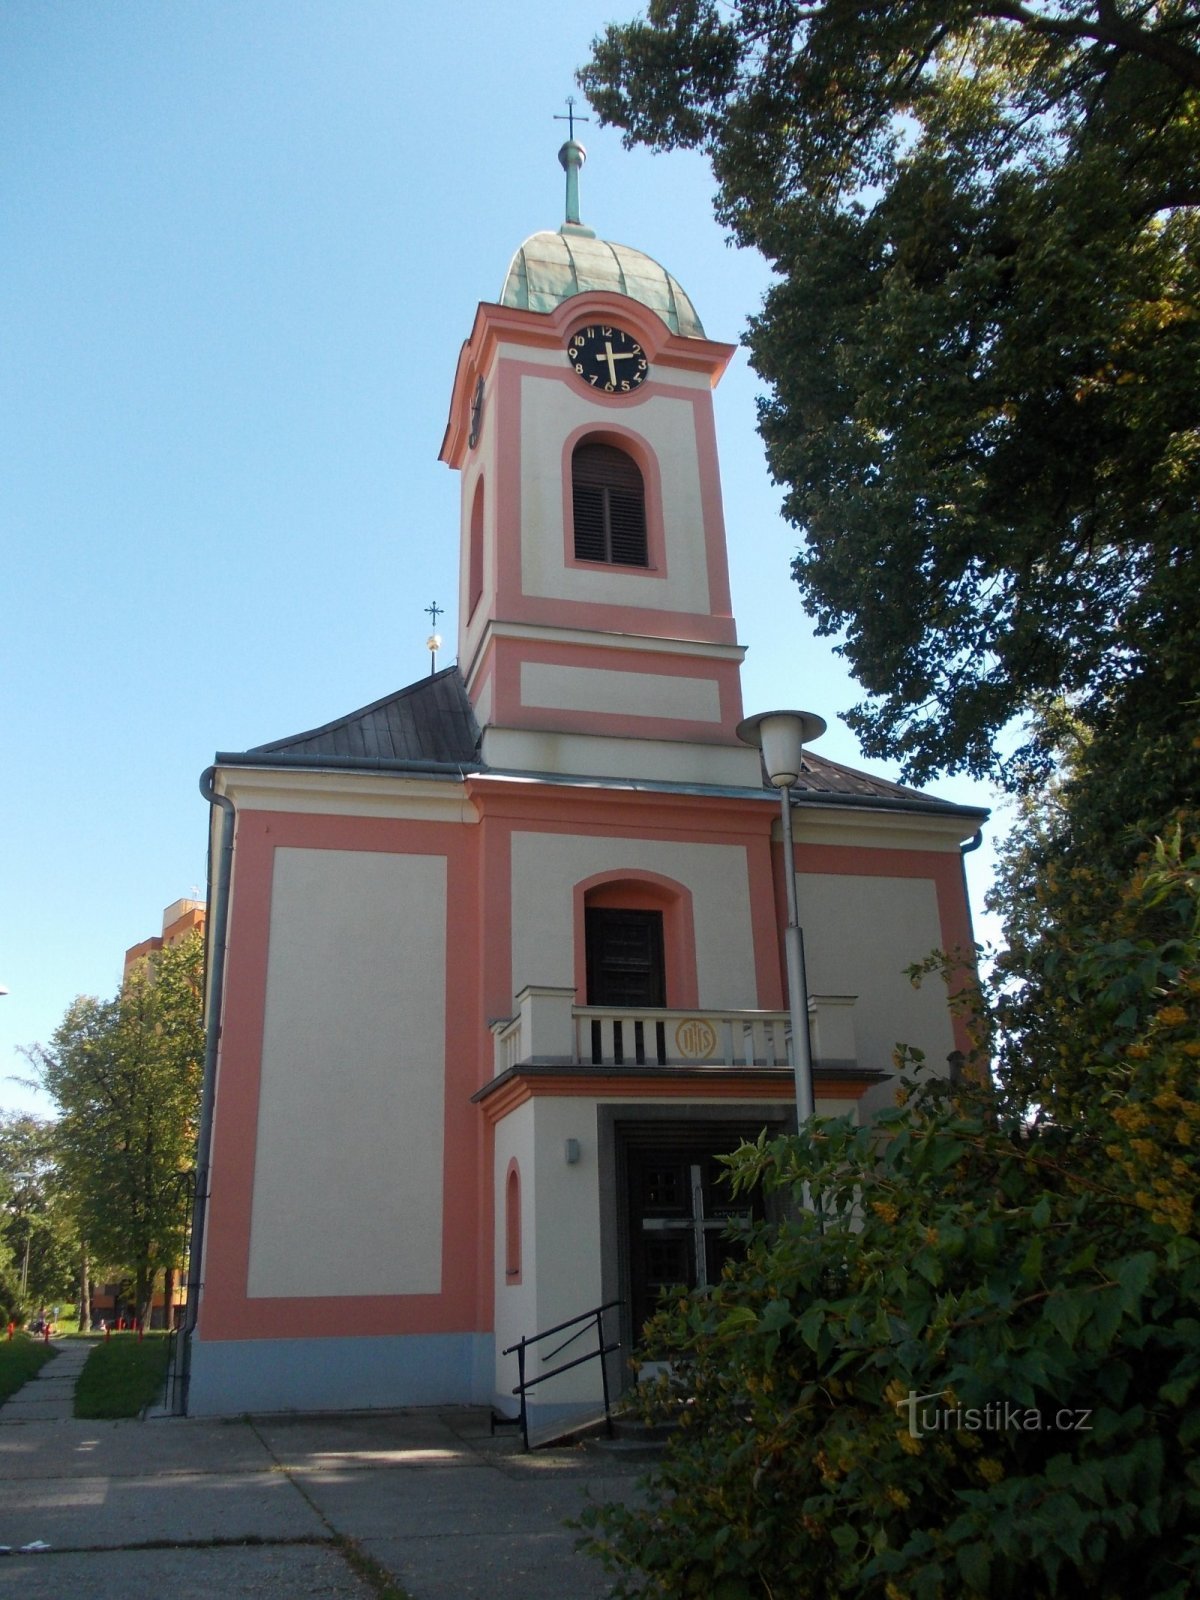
[185,143,985,1425]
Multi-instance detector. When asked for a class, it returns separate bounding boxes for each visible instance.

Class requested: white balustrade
[491,986,856,1072]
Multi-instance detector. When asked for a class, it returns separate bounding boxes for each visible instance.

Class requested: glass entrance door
[625,1143,758,1335]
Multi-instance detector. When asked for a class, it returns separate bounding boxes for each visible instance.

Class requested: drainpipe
[959,828,984,948]
[176,767,235,1413]
[952,829,986,1087]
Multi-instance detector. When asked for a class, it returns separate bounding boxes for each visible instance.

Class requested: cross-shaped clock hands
[566,325,649,392]
[598,340,637,388]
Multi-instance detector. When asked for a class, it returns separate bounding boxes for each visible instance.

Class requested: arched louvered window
[468,478,484,618]
[505,1161,522,1283]
[572,442,648,567]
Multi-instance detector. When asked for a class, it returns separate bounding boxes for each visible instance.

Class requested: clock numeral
[620,381,630,392]
[574,363,585,374]
[637,359,648,371]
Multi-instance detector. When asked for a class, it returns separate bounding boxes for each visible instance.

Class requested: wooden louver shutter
[585,908,666,1006]
[572,443,648,566]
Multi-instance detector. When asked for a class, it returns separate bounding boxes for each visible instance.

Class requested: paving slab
[0,1542,376,1600]
[0,1407,650,1600]
[0,1467,326,1550]
[280,1460,595,1539]
[256,1408,495,1472]
[1,1416,278,1478]
[363,1529,618,1600]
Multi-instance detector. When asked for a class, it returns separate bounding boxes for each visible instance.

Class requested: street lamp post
[736,710,827,1125]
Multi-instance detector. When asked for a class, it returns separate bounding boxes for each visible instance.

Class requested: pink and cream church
[184,136,985,1425]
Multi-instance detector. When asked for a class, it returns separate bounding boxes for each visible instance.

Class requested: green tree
[28,932,204,1326]
[581,2,1200,792]
[0,1113,79,1315]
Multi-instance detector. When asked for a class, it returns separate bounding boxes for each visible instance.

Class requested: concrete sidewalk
[0,1403,647,1598]
[0,1337,92,1422]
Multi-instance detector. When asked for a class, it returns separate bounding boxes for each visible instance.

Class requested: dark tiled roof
[224,666,983,820]
[246,667,481,765]
[790,749,958,809]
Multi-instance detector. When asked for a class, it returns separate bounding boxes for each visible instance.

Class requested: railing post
[516,1340,529,1452]
[597,1309,614,1438]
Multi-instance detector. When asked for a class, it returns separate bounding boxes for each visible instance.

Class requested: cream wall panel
[471,672,494,731]
[519,378,712,614]
[480,727,763,787]
[510,833,757,1009]
[520,662,721,723]
[530,1098,604,1401]
[800,874,954,1074]
[247,849,446,1298]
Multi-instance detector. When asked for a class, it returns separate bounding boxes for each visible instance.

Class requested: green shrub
[579,825,1200,1600]
[580,1088,1200,1599]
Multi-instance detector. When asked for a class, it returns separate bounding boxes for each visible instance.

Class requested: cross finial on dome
[554,95,588,142]
[554,96,591,232]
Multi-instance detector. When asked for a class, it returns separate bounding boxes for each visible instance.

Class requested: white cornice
[212,766,480,823]
[788,806,980,853]
[464,618,746,686]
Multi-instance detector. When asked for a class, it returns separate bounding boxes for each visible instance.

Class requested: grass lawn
[0,1335,57,1404]
[74,1332,171,1418]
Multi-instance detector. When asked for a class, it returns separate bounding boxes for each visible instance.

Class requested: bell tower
[440,139,761,788]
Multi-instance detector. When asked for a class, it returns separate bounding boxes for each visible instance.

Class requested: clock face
[567,325,649,394]
[468,375,484,448]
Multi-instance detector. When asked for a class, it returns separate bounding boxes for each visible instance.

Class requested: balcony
[491,985,857,1076]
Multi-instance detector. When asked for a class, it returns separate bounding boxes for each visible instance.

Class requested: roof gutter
[177,767,236,1414]
[211,750,988,824]
[213,751,482,776]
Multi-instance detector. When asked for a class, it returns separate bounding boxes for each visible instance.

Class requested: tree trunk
[163,1266,176,1331]
[136,1265,153,1332]
[77,1245,90,1333]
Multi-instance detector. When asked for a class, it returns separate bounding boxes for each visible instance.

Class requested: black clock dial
[468,375,484,448]
[567,325,649,394]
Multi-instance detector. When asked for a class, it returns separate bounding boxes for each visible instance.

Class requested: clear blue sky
[1,1,1001,1119]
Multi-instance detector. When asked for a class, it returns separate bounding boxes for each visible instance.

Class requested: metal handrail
[502,1299,622,1451]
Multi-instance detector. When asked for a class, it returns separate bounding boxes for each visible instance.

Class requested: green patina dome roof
[500,228,705,339]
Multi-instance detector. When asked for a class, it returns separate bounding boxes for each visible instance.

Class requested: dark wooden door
[585,908,665,1007]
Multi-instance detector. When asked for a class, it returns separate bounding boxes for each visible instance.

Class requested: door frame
[595,1101,795,1394]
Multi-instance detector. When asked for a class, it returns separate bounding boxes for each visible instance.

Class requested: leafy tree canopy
[0,1113,79,1311]
[27,932,204,1323]
[582,1,1200,787]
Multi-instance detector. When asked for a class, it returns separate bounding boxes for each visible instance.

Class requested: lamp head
[736,709,826,788]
